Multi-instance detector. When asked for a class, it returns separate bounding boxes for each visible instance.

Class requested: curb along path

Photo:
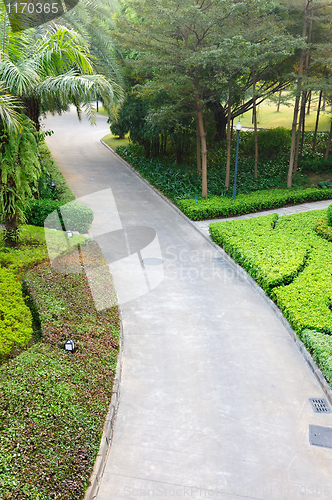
[44,110,332,500]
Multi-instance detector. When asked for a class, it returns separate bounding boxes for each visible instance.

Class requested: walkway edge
[101,140,332,407]
[84,308,124,500]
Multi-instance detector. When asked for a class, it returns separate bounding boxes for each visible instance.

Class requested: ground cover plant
[209,207,332,387]
[113,129,332,220]
[0,239,120,499]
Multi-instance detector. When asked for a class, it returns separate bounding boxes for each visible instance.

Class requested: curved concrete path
[44,109,332,500]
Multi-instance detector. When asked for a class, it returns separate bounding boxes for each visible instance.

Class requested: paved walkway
[195,199,332,238]
[44,110,332,500]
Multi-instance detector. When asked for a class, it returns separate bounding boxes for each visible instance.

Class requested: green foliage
[38,141,75,203]
[209,210,332,338]
[0,116,41,228]
[116,144,299,201]
[0,241,120,498]
[178,187,332,220]
[0,225,85,276]
[327,203,332,226]
[315,218,332,242]
[0,267,33,359]
[302,330,332,385]
[24,200,94,233]
[240,127,291,158]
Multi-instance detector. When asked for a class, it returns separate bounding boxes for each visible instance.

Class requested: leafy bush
[240,127,291,158]
[0,225,86,277]
[24,200,94,233]
[315,218,332,242]
[38,141,75,203]
[210,209,332,336]
[302,330,332,384]
[0,246,120,499]
[115,144,298,200]
[178,187,332,220]
[0,267,33,359]
[327,202,332,226]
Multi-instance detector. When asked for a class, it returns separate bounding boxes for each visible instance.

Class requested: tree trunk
[196,112,201,174]
[24,96,41,131]
[195,92,207,198]
[294,90,307,178]
[299,91,307,157]
[4,213,18,248]
[225,78,232,189]
[322,93,326,111]
[325,121,332,160]
[210,103,227,142]
[306,90,311,115]
[277,90,282,112]
[287,0,309,188]
[253,68,258,179]
[312,89,323,151]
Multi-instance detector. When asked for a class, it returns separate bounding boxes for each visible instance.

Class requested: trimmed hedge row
[24,199,94,234]
[209,209,332,335]
[178,187,332,220]
[209,208,332,388]
[0,267,33,360]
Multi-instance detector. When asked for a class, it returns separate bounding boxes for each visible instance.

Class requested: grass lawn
[240,96,331,131]
[209,208,332,388]
[102,132,130,149]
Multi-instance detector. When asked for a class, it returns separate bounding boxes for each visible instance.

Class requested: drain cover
[214,257,226,264]
[309,398,331,413]
[142,258,163,266]
[309,425,332,449]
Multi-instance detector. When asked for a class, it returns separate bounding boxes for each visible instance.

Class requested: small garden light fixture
[233,120,242,201]
[66,230,73,238]
[64,339,75,353]
[50,180,56,192]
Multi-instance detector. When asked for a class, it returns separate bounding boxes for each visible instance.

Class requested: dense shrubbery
[177,187,332,220]
[38,142,75,203]
[0,267,33,360]
[209,209,332,387]
[0,244,120,499]
[115,144,299,201]
[25,200,94,233]
[327,202,332,226]
[240,127,291,158]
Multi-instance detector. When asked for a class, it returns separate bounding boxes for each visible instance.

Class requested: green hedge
[38,141,75,203]
[315,217,332,242]
[302,330,332,385]
[25,199,94,233]
[327,202,332,226]
[210,209,332,335]
[178,187,332,220]
[0,267,33,359]
[210,210,332,388]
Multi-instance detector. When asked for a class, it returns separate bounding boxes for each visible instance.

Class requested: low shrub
[178,187,332,220]
[240,127,291,158]
[209,209,332,335]
[38,141,75,203]
[327,202,332,226]
[0,267,33,360]
[301,330,332,384]
[315,218,332,242]
[24,200,94,233]
[0,246,120,499]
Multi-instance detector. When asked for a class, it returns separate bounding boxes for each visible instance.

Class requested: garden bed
[209,208,332,389]
[0,238,120,499]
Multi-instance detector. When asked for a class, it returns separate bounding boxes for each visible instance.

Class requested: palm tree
[0,115,41,247]
[0,23,121,129]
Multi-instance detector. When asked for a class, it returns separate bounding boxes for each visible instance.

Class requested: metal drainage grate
[309,398,331,414]
[142,258,164,266]
[214,257,226,264]
[309,425,332,449]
